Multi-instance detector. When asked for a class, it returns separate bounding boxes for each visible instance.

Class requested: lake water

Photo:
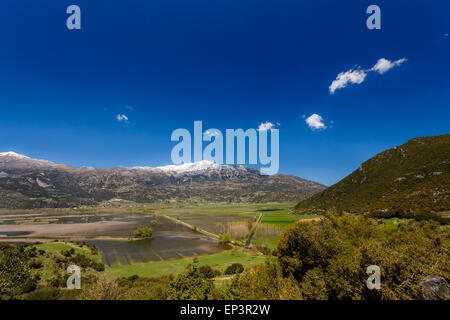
[0,212,228,265]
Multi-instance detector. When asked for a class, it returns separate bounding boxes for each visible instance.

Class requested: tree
[0,245,36,299]
[276,212,450,300]
[167,266,214,300]
[221,233,231,243]
[78,278,121,300]
[224,263,244,275]
[133,227,153,239]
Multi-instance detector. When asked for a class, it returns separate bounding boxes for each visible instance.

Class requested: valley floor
[1,202,322,280]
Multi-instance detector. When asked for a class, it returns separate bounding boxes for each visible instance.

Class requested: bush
[198,265,220,279]
[0,244,36,299]
[221,233,231,243]
[276,212,450,299]
[133,227,153,239]
[167,266,214,300]
[22,287,62,300]
[29,259,43,269]
[224,263,244,275]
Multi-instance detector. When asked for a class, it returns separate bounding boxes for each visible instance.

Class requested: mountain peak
[0,153,325,208]
[156,160,223,173]
[0,151,30,159]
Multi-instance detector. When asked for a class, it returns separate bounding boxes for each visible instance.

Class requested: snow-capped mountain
[0,152,326,209]
[155,160,223,173]
[0,151,31,160]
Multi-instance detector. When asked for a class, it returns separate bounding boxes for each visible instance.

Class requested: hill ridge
[294,133,450,218]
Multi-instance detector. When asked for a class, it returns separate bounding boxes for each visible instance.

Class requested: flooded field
[170,214,256,239]
[0,212,228,265]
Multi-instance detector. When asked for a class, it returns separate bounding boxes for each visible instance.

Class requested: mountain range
[0,152,326,209]
[294,134,450,220]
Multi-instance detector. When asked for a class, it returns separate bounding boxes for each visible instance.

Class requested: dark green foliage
[21,287,62,300]
[61,248,75,257]
[295,134,450,220]
[276,212,450,299]
[224,263,244,275]
[115,274,173,300]
[222,275,241,300]
[29,259,43,269]
[133,226,153,239]
[0,244,37,299]
[221,233,231,243]
[167,266,214,300]
[198,265,221,278]
[67,254,105,272]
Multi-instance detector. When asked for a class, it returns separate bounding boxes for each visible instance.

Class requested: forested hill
[294,134,450,219]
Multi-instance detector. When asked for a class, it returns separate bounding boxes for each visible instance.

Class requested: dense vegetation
[295,134,450,221]
[0,242,105,300]
[133,227,154,239]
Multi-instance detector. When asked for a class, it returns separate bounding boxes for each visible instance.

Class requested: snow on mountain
[0,152,327,208]
[0,152,236,174]
[0,151,31,159]
[156,160,223,173]
[0,151,55,165]
[131,160,230,173]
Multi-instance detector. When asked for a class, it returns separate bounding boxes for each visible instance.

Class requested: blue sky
[0,0,449,185]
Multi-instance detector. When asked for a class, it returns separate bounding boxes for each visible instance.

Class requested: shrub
[29,259,43,269]
[167,266,214,300]
[225,263,244,275]
[221,233,231,243]
[0,244,36,299]
[276,212,450,299]
[198,265,218,279]
[133,227,153,239]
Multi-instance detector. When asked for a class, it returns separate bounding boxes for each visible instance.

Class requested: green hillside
[295,134,450,220]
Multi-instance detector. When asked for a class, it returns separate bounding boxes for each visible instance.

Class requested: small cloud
[305,114,326,130]
[203,129,220,139]
[445,33,448,37]
[329,57,407,94]
[116,114,129,122]
[125,105,134,110]
[329,68,367,94]
[371,58,407,75]
[257,121,276,131]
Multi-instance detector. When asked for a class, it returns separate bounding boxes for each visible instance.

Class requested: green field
[253,206,323,248]
[104,249,267,279]
[156,202,295,217]
[252,237,279,248]
[34,242,102,263]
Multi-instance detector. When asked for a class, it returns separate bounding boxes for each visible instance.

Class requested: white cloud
[203,129,220,138]
[125,105,133,110]
[329,69,367,94]
[305,114,326,130]
[116,114,128,122]
[257,121,276,131]
[329,57,407,94]
[371,58,407,74]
